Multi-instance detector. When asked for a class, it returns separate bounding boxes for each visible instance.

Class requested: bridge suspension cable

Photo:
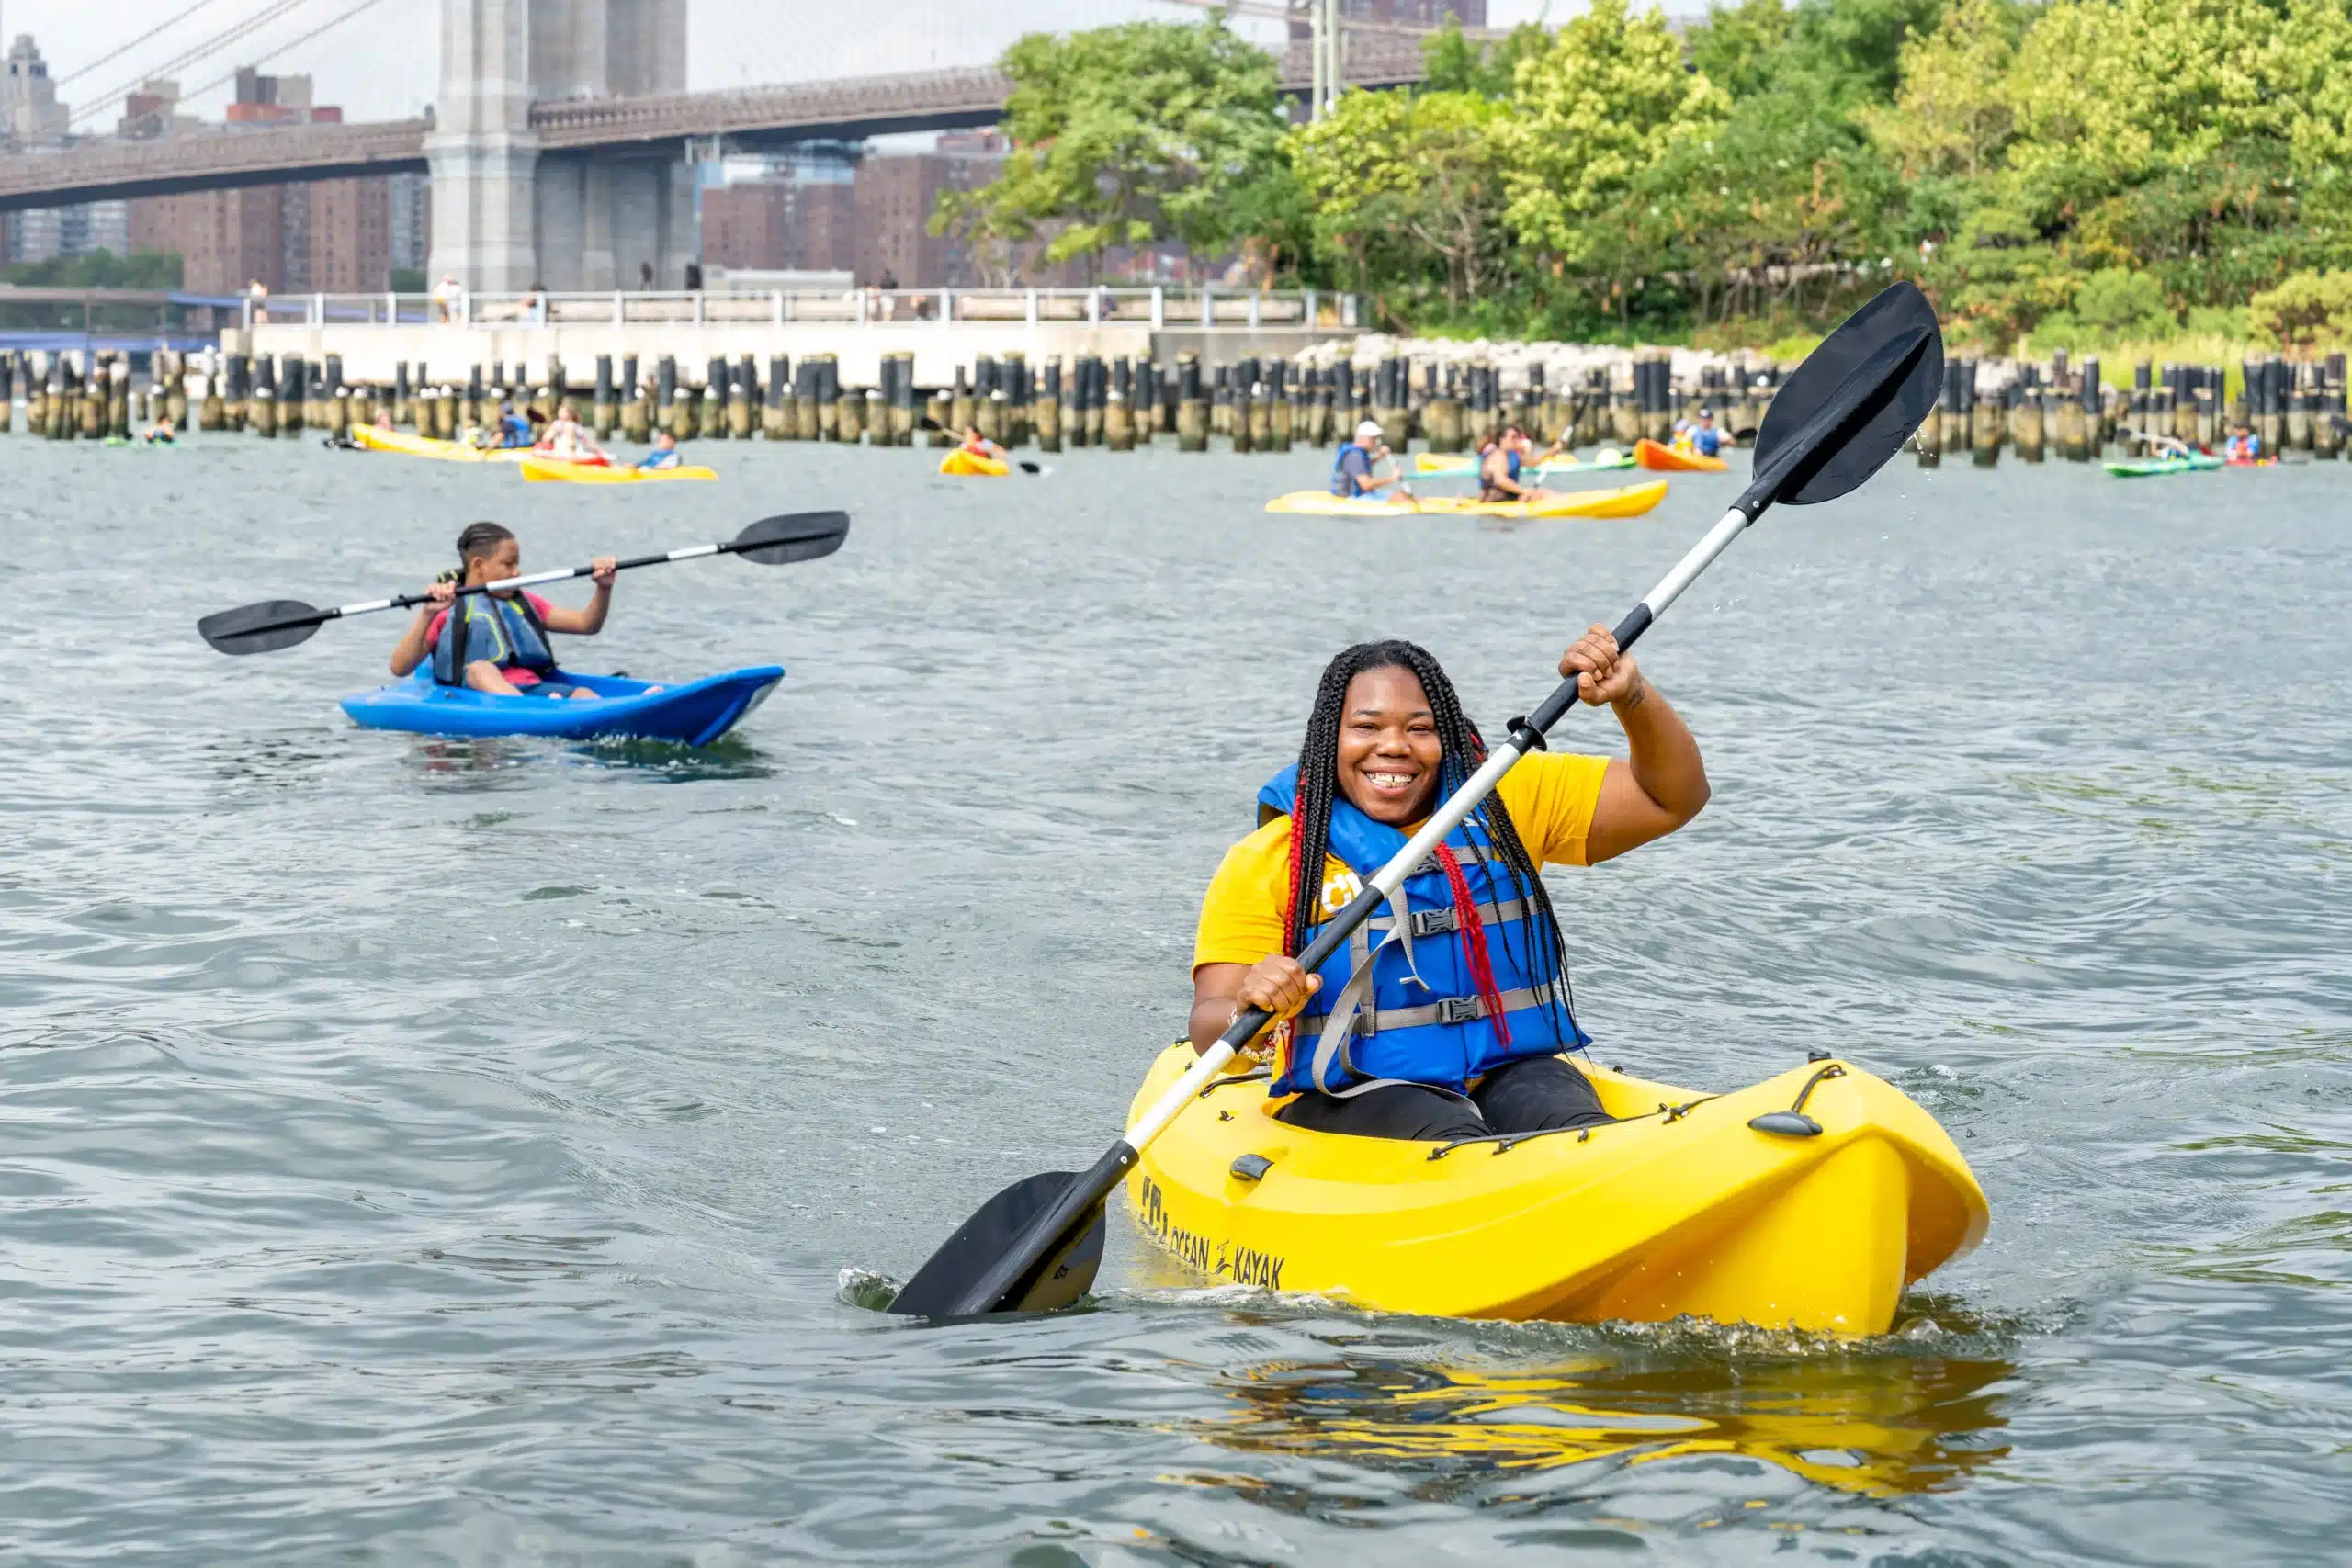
[53,0,232,88]
[172,0,398,112]
[67,0,320,127]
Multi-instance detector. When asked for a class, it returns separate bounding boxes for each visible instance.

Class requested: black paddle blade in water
[888,1171,1106,1317]
[1753,281,1943,506]
[198,599,327,656]
[730,511,851,565]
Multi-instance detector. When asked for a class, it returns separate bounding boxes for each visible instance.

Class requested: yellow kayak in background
[348,423,546,464]
[1266,479,1668,520]
[1125,1043,1986,1335]
[939,449,1010,477]
[1414,447,1634,477]
[519,456,716,484]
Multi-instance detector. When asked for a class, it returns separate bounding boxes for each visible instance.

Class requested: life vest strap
[1363,896,1532,940]
[1295,979,1571,1044]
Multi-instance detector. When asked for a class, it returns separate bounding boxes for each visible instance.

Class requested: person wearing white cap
[1330,418,1407,500]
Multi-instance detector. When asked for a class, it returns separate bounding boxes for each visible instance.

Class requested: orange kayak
[1634,437,1728,473]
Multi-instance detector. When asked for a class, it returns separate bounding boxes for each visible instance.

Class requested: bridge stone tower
[428,0,694,294]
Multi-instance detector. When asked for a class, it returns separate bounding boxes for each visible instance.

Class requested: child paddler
[1187,633,1709,1142]
[387,522,631,700]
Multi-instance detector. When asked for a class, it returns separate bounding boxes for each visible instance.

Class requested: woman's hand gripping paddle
[197,512,851,656]
[888,283,1944,1320]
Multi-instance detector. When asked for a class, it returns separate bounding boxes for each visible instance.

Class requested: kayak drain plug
[1229,1154,1274,1182]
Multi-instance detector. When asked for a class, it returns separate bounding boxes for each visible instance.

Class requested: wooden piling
[1175,352,1207,452]
[928,389,956,446]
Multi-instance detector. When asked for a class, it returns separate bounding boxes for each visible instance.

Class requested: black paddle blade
[1017,461,1044,475]
[1753,281,1944,506]
[198,599,326,656]
[888,1170,1107,1317]
[730,511,850,565]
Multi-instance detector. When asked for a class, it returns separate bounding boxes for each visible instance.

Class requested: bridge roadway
[0,35,1424,214]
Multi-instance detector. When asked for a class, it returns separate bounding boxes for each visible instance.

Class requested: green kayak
[2105,453,2224,478]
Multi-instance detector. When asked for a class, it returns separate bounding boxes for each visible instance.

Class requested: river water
[0,434,2344,1564]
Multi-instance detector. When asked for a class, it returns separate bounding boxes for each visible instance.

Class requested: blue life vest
[432,592,556,684]
[1255,764,1588,1099]
[1693,424,1722,457]
[1329,442,1374,496]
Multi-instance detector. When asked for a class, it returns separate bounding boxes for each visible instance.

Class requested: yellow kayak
[939,449,1010,477]
[347,423,547,464]
[1266,479,1668,520]
[519,455,716,484]
[1126,1044,1986,1335]
[1413,448,1634,476]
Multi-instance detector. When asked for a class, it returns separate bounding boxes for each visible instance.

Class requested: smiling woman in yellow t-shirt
[1189,629,1711,1143]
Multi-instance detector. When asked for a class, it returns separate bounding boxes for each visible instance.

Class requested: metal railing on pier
[242,287,1361,333]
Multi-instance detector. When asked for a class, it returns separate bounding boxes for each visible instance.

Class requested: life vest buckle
[1409,907,1460,937]
[1436,995,1486,1025]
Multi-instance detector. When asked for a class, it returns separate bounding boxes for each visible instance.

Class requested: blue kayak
[339,666,784,745]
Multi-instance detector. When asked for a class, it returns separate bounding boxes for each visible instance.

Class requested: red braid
[1435,843,1510,1048]
[1268,786,1306,1069]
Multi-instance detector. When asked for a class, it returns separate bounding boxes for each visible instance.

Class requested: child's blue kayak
[339,666,784,745]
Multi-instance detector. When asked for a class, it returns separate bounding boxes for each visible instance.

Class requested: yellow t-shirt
[1191,752,1611,973]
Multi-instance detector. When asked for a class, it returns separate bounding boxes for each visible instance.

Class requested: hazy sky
[0,0,1600,127]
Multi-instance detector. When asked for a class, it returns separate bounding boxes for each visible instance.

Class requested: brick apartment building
[124,71,395,296]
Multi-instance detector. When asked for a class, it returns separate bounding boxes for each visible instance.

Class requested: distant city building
[2,32,68,142]
[389,172,430,275]
[125,70,389,294]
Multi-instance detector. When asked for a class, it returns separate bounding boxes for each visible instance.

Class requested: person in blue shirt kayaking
[1690,408,1723,457]
[1330,419,1406,498]
[2224,422,2262,464]
[387,522,639,699]
[639,431,684,470]
[489,399,533,449]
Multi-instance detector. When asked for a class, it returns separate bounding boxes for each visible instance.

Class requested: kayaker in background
[1689,409,1724,458]
[1476,424,1554,504]
[388,523,626,701]
[1188,633,1710,1142]
[959,424,1006,463]
[638,431,684,471]
[492,400,534,449]
[538,402,603,462]
[1330,420,1406,498]
[2224,422,2263,464]
[141,414,176,446]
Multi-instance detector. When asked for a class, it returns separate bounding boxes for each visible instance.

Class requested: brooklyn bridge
[0,1,1435,292]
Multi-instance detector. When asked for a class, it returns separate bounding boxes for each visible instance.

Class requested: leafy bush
[2247,271,2352,349]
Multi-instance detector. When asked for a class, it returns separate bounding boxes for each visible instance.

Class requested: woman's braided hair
[1281,639,1575,1038]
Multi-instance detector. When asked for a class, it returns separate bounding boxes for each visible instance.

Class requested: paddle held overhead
[196,512,851,657]
[886,280,1944,1320]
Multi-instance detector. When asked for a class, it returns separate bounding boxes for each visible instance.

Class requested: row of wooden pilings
[1916,353,2352,465]
[12,344,2347,463]
[0,344,1786,453]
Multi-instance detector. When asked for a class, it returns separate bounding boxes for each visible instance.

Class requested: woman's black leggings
[1273,1055,1611,1143]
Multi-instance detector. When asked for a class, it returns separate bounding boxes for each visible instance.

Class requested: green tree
[931,20,1287,281]
[1420,17,1550,97]
[1685,0,1795,101]
[1777,0,1947,107]
[1290,87,1512,308]
[1499,0,1729,268]
[1860,0,2024,180]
